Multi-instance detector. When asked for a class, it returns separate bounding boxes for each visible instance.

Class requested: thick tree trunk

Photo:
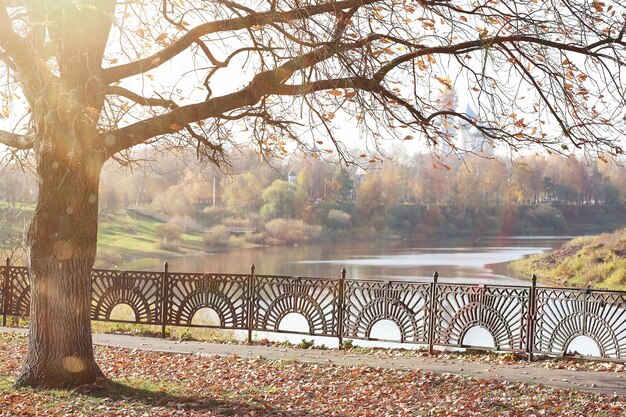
[15,147,105,388]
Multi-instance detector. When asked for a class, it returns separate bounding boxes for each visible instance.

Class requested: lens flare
[61,356,85,373]
[53,240,74,260]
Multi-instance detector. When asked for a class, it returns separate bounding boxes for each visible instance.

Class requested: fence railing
[2,258,626,361]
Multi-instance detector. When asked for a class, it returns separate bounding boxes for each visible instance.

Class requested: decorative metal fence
[2,258,626,361]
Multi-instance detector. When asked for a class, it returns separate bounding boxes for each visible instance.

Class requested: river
[119,235,571,285]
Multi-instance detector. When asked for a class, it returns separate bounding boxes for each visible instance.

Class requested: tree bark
[15,143,105,388]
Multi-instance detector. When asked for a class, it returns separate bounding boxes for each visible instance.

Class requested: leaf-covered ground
[382,349,626,373]
[0,333,625,416]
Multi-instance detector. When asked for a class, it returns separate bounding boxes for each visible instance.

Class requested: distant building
[458,104,495,157]
[435,89,495,158]
[287,171,297,184]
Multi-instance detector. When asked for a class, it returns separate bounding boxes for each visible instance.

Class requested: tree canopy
[1,0,625,165]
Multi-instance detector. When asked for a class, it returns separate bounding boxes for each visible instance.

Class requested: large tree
[0,0,625,388]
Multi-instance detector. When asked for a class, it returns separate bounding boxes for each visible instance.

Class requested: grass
[0,206,207,265]
[510,228,626,289]
[89,320,240,344]
[96,211,205,261]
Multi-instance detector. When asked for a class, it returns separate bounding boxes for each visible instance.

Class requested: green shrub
[227,235,247,248]
[339,339,355,350]
[179,328,194,342]
[157,222,183,242]
[156,222,184,252]
[169,215,196,232]
[264,218,322,245]
[326,209,351,229]
[203,225,230,248]
[244,232,265,245]
[298,339,315,349]
[201,206,228,226]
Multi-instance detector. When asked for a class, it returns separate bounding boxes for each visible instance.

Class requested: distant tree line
[1,149,625,243]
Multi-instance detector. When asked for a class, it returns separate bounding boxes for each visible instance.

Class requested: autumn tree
[260,179,307,219]
[333,168,355,202]
[223,171,269,214]
[356,164,401,227]
[1,0,626,388]
[412,154,453,204]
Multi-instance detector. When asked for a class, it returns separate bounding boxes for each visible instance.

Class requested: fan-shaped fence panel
[5,266,30,318]
[252,275,339,337]
[343,280,430,343]
[433,284,529,352]
[166,273,248,329]
[533,288,626,359]
[91,270,163,324]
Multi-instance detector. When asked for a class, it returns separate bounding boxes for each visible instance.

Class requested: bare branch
[373,35,626,82]
[103,32,389,156]
[102,0,379,83]
[0,130,32,150]
[103,16,626,158]
[106,86,177,109]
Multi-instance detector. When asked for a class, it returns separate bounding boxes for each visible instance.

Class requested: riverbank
[2,204,625,270]
[66,207,626,267]
[95,211,207,267]
[509,228,626,290]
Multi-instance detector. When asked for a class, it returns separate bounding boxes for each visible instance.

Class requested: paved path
[2,327,625,396]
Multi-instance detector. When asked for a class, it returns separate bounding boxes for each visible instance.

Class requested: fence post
[2,257,9,327]
[428,271,439,355]
[161,262,169,338]
[337,268,346,350]
[582,284,591,337]
[247,264,255,345]
[526,273,537,362]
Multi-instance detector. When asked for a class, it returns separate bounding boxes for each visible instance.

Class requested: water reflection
[120,236,568,286]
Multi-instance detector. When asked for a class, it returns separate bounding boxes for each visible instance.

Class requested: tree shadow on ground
[77,378,328,417]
